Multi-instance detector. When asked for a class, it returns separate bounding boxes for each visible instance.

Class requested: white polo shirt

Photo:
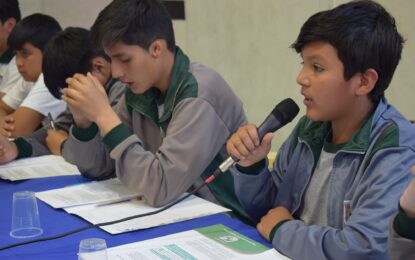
[20,73,67,119]
[2,76,34,109]
[0,57,22,94]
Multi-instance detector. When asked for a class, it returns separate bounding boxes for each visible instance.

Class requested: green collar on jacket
[0,49,14,64]
[125,47,197,126]
[291,98,400,170]
[294,111,375,163]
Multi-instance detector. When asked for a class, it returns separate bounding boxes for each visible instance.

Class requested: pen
[48,112,56,131]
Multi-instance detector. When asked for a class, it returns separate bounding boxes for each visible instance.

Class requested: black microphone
[218,98,300,173]
[257,98,300,140]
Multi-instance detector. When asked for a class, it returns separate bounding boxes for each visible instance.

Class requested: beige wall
[20,0,415,149]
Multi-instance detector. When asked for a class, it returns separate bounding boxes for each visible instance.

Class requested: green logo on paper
[196,224,269,255]
[218,235,238,243]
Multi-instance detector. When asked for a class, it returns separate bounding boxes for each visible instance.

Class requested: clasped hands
[62,73,112,128]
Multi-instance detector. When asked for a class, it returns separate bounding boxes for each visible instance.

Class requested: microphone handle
[257,114,281,140]
[219,156,237,172]
[219,115,283,173]
[219,117,279,173]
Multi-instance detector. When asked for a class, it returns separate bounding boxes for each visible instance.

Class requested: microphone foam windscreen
[272,98,300,124]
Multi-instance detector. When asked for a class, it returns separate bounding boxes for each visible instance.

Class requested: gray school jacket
[62,48,248,212]
[14,79,125,158]
[232,98,415,259]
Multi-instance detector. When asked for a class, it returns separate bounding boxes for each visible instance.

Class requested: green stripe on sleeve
[14,138,33,159]
[102,123,132,152]
[394,204,415,240]
[72,123,99,141]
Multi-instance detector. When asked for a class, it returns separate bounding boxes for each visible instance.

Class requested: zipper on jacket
[292,138,315,214]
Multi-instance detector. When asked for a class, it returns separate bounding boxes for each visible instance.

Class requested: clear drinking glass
[10,191,43,238]
[78,238,108,260]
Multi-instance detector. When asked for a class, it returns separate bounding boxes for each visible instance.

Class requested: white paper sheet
[65,195,230,234]
[0,155,80,181]
[105,224,291,260]
[36,178,139,208]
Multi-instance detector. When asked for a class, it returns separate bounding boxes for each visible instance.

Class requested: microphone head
[271,98,300,124]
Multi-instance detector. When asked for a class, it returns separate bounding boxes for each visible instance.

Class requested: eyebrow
[303,54,328,63]
[110,53,127,59]
[15,48,29,53]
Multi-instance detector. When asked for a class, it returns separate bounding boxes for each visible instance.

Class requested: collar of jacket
[0,49,14,64]
[124,47,196,126]
[297,98,390,160]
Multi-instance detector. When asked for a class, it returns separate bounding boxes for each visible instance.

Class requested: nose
[15,55,24,68]
[111,61,123,79]
[296,67,310,87]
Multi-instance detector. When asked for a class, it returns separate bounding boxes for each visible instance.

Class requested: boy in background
[0,0,22,98]
[0,13,65,137]
[0,27,125,163]
[227,0,415,258]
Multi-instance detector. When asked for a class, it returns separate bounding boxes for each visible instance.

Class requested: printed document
[105,224,291,260]
[0,155,80,181]
[36,178,139,208]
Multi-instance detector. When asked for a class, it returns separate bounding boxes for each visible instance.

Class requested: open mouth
[302,94,312,105]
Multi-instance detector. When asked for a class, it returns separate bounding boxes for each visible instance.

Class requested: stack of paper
[65,195,230,234]
[0,155,80,181]
[36,178,230,234]
[36,178,139,208]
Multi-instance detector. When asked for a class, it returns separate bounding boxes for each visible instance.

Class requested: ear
[3,18,16,33]
[90,56,111,85]
[91,57,107,73]
[149,40,164,58]
[356,68,378,96]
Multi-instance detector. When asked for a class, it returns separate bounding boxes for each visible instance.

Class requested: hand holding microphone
[226,123,273,167]
[225,98,299,168]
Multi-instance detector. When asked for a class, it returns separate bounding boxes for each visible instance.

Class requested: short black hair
[8,13,61,52]
[0,0,20,23]
[43,27,110,99]
[91,0,175,52]
[291,0,404,103]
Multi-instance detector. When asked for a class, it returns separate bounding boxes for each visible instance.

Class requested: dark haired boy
[227,0,415,258]
[0,13,65,137]
[62,0,250,222]
[0,27,125,163]
[0,0,21,98]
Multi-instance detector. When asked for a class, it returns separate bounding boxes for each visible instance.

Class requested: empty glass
[78,238,108,260]
[10,191,43,238]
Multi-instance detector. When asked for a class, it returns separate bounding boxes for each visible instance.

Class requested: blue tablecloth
[0,175,270,259]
